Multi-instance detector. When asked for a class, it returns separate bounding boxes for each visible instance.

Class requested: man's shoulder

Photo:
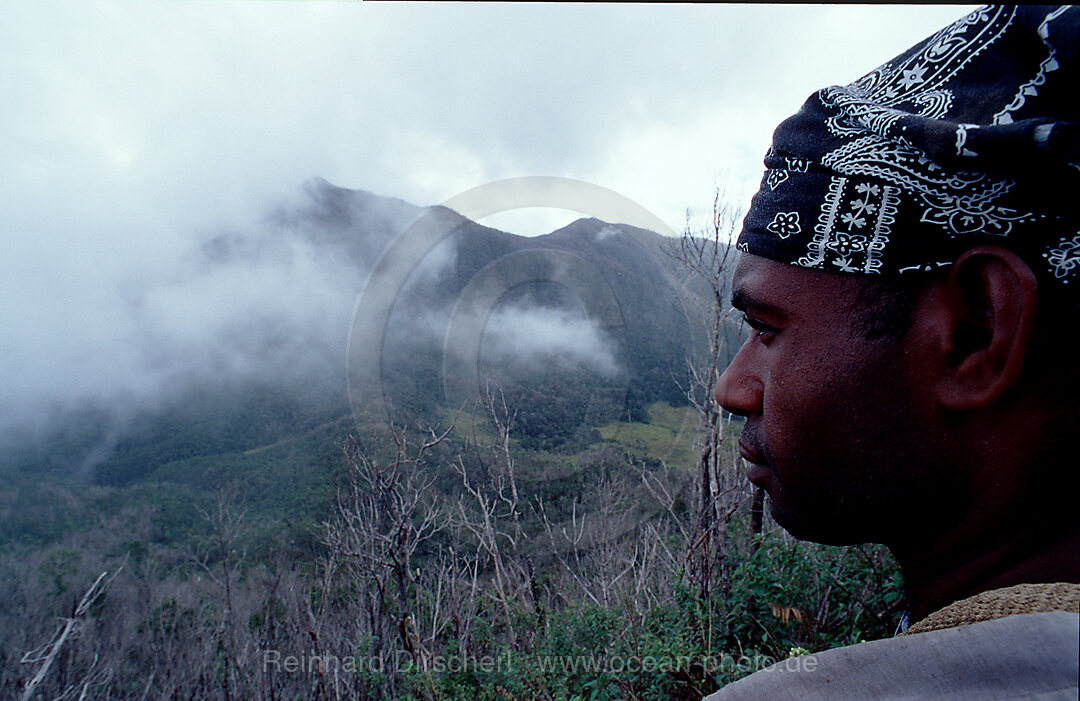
[704,611,1079,701]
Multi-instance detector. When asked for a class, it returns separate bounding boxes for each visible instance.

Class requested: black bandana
[738,5,1080,286]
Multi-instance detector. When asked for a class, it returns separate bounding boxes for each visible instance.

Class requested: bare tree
[322,422,451,695]
[664,190,758,599]
[448,450,524,646]
[19,569,121,701]
[191,486,251,701]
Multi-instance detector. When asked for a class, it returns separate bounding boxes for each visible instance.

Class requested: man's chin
[771,507,871,546]
[745,462,772,487]
[752,475,868,545]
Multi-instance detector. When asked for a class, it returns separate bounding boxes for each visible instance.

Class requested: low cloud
[0,188,413,448]
[481,305,622,378]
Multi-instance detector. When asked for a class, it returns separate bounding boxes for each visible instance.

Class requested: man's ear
[935,246,1039,410]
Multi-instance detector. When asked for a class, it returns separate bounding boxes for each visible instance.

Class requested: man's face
[715,254,945,545]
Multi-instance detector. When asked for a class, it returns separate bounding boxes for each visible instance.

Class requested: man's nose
[714,345,763,417]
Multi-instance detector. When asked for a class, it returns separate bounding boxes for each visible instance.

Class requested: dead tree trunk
[663,190,743,599]
[322,423,450,693]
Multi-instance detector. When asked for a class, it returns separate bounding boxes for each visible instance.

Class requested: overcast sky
[0,2,976,436]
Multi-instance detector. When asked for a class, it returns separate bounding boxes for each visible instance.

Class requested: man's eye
[741,314,776,339]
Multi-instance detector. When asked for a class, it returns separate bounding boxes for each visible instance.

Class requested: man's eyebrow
[730,288,754,311]
[730,287,785,317]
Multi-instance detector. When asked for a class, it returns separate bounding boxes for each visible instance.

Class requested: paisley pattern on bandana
[1045,233,1080,283]
[737,5,1080,286]
[766,169,790,191]
[766,212,801,239]
[800,178,898,274]
[994,5,1072,125]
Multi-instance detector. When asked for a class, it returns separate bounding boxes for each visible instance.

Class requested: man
[706,5,1079,699]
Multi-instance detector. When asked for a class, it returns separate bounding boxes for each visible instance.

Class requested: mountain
[2,178,727,506]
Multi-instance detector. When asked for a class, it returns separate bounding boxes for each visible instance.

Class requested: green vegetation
[596,402,698,469]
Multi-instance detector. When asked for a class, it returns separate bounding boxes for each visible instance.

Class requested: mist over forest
[2,178,721,490]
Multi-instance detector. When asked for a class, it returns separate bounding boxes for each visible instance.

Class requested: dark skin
[715,248,1080,623]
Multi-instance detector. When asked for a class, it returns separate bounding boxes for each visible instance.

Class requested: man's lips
[737,438,767,466]
[737,438,771,486]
